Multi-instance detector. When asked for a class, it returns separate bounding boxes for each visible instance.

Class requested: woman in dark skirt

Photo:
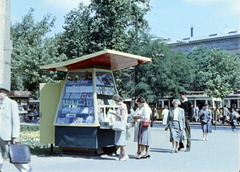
[134,97,152,159]
[165,99,185,153]
[199,103,213,141]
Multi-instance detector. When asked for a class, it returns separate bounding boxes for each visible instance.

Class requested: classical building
[0,0,12,89]
[167,31,240,57]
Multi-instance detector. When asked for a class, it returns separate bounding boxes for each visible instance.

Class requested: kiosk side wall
[40,82,64,144]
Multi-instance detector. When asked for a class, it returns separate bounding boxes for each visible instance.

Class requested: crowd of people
[112,90,239,161]
[192,104,239,127]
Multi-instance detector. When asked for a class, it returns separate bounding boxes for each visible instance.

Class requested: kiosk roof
[40,49,151,72]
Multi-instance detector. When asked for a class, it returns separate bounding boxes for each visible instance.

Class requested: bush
[20,125,39,132]
[20,125,62,155]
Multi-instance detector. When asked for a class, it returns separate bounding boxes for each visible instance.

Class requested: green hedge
[20,125,39,132]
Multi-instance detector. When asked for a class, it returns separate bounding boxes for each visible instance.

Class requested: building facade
[167,31,240,57]
[0,0,12,90]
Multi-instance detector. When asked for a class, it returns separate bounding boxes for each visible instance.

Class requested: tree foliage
[11,8,66,98]
[58,0,151,59]
[116,32,193,103]
[199,48,240,99]
[187,45,211,91]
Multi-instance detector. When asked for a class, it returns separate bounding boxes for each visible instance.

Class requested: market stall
[39,49,151,155]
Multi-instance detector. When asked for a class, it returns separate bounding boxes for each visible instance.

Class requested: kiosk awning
[40,49,151,72]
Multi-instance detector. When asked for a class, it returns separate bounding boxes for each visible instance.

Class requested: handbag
[142,118,150,127]
[8,143,31,164]
[112,121,125,131]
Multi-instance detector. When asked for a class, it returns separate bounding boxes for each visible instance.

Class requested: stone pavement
[2,125,240,172]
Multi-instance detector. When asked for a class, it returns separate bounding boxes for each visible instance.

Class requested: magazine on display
[79,100,86,106]
[81,107,89,114]
[96,76,104,85]
[64,93,71,99]
[88,107,94,114]
[62,107,72,114]
[70,93,76,99]
[75,93,82,99]
[108,78,115,86]
[64,114,76,124]
[70,107,80,114]
[87,99,93,106]
[81,92,88,99]
[102,77,110,85]
[87,92,93,98]
[96,86,102,94]
[86,115,93,124]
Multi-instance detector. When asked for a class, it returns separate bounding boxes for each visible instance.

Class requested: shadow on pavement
[149,147,171,153]
[191,139,204,141]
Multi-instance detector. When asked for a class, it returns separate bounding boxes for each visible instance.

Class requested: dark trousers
[231,121,236,130]
[180,118,191,149]
[222,116,226,124]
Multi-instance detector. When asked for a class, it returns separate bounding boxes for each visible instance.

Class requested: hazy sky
[11,0,240,41]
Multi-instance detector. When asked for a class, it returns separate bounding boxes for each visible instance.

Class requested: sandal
[136,154,145,159]
[144,154,151,158]
[134,152,141,157]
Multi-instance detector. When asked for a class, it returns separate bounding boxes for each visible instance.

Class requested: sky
[11,0,240,42]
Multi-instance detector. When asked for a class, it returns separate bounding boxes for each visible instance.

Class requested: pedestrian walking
[178,90,194,152]
[216,107,221,122]
[162,105,169,127]
[230,108,239,132]
[165,99,185,153]
[33,107,38,122]
[222,105,230,124]
[0,84,32,172]
[112,95,129,161]
[199,103,213,141]
[194,105,199,122]
[134,97,151,159]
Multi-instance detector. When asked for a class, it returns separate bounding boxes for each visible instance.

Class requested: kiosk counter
[39,49,151,155]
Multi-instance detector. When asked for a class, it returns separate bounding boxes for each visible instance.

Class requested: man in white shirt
[0,84,31,172]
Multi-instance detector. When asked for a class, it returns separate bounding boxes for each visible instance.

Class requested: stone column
[0,0,12,90]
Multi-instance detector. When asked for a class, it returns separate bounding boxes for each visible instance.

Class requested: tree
[58,0,151,59]
[116,32,193,103]
[201,48,240,100]
[186,45,211,91]
[11,8,67,98]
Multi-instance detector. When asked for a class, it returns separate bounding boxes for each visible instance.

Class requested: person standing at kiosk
[178,90,193,152]
[112,95,129,161]
[0,84,32,172]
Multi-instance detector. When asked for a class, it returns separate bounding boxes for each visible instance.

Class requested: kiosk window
[96,71,117,105]
[55,71,95,125]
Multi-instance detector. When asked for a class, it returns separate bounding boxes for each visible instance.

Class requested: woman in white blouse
[165,99,185,153]
[133,97,152,159]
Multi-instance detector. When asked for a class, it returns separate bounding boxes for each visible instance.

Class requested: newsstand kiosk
[39,49,151,155]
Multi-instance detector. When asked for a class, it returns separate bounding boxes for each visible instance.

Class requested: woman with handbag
[112,95,129,161]
[134,97,152,159]
[165,99,185,153]
[199,103,213,141]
